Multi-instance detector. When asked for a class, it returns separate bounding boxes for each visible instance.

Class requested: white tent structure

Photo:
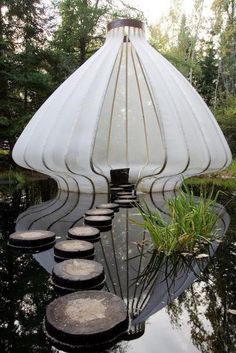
[12,19,232,194]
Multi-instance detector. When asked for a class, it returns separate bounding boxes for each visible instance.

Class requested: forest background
[0,0,235,166]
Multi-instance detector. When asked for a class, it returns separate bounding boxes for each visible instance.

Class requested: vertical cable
[131,45,150,178]
[107,44,124,168]
[125,32,129,166]
[126,208,129,308]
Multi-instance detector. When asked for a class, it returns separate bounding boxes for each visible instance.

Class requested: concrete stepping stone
[8,230,56,251]
[54,240,95,262]
[114,199,136,208]
[52,259,105,292]
[118,184,134,191]
[44,291,129,352]
[84,216,112,231]
[117,191,134,196]
[110,187,124,194]
[96,203,119,212]
[68,226,100,242]
[117,195,137,200]
[85,208,114,218]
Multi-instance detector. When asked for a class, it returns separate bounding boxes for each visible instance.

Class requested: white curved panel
[12,20,231,193]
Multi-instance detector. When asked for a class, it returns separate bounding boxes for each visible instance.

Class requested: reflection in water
[0,180,57,353]
[14,189,230,351]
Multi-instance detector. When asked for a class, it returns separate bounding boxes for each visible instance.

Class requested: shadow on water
[0,179,236,353]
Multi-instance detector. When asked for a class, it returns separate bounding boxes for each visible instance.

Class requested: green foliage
[196,39,218,105]
[149,1,204,84]
[0,149,9,156]
[0,0,56,150]
[54,0,108,67]
[214,95,236,156]
[136,186,220,256]
[149,0,236,104]
[53,0,144,78]
[187,176,236,192]
[227,159,236,173]
[0,169,26,184]
[212,0,236,97]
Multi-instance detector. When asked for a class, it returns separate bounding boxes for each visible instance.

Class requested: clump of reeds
[137,185,220,256]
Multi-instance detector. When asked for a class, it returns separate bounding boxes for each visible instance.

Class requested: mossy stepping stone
[52,259,105,292]
[54,240,95,262]
[44,291,129,352]
[68,226,100,242]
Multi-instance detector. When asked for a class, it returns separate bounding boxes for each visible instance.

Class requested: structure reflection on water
[15,190,230,348]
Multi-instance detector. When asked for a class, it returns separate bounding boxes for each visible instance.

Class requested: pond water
[0,178,236,353]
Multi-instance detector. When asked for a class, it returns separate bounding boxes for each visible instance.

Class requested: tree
[149,0,183,53]
[212,0,236,97]
[0,0,55,151]
[54,0,108,67]
[0,0,14,149]
[197,37,218,105]
[214,95,236,156]
[149,1,201,82]
[52,0,144,80]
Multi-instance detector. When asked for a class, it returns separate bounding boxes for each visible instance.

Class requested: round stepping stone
[118,184,134,191]
[44,291,129,352]
[84,216,112,228]
[8,230,56,250]
[52,259,105,292]
[97,203,119,212]
[114,199,136,208]
[68,226,100,242]
[110,187,124,193]
[85,208,114,218]
[117,191,133,196]
[54,240,95,262]
[117,195,137,200]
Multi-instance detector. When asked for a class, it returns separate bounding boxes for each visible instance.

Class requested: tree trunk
[79,37,87,65]
[0,4,8,104]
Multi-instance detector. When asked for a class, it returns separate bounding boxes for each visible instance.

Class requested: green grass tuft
[227,160,236,173]
[136,185,220,256]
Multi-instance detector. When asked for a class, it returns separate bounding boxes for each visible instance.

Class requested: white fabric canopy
[12,19,232,193]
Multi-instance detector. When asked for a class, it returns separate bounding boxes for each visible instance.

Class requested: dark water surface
[0,179,236,353]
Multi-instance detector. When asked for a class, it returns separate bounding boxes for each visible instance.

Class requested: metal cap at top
[107,19,144,32]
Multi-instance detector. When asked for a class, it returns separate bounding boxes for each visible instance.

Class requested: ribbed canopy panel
[12,19,231,193]
[92,40,165,184]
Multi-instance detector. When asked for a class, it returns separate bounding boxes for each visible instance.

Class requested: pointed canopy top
[107,18,145,32]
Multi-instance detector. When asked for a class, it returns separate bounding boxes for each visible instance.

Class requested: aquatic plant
[0,168,26,185]
[136,186,220,256]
